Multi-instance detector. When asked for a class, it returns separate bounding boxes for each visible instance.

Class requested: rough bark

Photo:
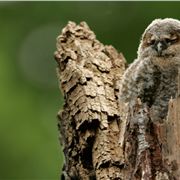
[54,21,180,180]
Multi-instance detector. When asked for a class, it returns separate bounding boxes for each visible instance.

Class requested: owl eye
[147,39,155,46]
[165,37,178,45]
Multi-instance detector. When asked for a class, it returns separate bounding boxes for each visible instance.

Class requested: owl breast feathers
[120,18,180,121]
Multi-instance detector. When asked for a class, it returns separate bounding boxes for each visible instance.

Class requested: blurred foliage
[0,1,180,179]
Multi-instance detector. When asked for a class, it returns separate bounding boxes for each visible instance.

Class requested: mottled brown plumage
[120,18,180,121]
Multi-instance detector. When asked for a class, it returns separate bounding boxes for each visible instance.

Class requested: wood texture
[54,22,180,180]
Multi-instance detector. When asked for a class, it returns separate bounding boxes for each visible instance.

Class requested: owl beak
[153,40,168,56]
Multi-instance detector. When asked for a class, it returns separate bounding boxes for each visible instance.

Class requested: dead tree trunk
[54,21,180,180]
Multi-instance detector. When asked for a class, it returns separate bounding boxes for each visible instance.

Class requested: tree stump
[54,21,180,180]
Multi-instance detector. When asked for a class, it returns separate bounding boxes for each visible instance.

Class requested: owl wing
[119,57,159,106]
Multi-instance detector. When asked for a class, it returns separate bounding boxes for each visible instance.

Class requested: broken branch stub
[54,21,126,179]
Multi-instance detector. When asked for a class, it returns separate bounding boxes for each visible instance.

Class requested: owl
[119,18,180,121]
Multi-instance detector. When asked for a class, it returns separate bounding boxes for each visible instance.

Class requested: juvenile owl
[120,18,180,121]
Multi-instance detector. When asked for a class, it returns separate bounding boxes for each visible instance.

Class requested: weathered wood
[54,21,126,179]
[159,69,180,179]
[54,21,180,180]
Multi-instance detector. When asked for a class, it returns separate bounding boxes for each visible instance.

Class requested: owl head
[138,18,180,64]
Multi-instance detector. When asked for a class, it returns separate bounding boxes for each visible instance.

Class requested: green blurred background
[0,2,180,179]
